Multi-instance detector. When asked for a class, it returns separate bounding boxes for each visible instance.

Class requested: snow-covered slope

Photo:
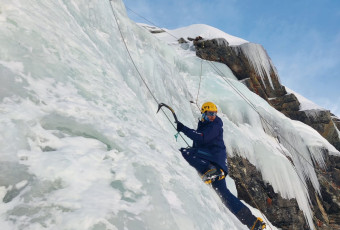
[0,0,339,229]
[148,23,248,46]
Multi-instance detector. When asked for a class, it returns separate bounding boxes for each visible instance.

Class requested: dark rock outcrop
[228,153,340,230]
[314,153,340,229]
[194,37,286,100]
[228,155,309,229]
[178,37,188,44]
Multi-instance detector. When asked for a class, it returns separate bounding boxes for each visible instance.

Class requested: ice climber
[176,102,266,230]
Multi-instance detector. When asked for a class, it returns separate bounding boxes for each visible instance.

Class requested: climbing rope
[191,58,203,111]
[109,0,190,147]
[116,5,322,228]
[122,7,274,227]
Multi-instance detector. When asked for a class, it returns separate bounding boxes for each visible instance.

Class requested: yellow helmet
[201,102,217,114]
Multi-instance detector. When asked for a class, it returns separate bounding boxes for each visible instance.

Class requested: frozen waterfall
[0,0,339,229]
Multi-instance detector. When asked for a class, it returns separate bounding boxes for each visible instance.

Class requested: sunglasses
[206,112,217,116]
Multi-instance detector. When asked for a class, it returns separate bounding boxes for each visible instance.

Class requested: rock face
[190,36,340,229]
[193,37,286,100]
[228,153,340,230]
[228,155,309,229]
[314,153,340,229]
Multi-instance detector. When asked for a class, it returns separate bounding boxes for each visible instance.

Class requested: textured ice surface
[0,0,338,229]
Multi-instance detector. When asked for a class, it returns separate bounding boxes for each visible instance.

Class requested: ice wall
[0,0,339,230]
[0,0,245,229]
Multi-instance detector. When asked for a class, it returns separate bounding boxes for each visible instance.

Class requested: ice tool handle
[156,103,179,124]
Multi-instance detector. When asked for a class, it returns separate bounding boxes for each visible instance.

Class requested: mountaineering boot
[251,217,266,230]
[201,165,225,184]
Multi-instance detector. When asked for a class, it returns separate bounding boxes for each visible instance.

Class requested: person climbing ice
[176,102,266,230]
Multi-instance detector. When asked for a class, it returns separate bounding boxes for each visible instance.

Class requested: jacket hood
[214,116,223,126]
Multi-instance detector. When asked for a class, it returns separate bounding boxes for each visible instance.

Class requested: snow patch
[151,23,248,46]
[286,88,325,111]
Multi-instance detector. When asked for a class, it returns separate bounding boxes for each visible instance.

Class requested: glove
[176,121,184,132]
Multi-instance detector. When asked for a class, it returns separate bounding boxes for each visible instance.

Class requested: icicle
[232,43,278,89]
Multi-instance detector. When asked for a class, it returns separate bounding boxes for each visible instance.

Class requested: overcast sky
[123,0,340,117]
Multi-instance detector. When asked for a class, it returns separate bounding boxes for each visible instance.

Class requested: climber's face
[206,111,217,122]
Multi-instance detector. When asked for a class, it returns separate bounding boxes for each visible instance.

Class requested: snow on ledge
[286,88,325,111]
[141,23,248,46]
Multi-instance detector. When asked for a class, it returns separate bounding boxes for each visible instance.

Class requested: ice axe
[156,103,179,124]
[157,103,190,145]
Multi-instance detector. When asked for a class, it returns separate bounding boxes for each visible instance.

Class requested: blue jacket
[180,116,228,173]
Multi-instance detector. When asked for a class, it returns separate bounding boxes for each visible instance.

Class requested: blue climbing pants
[181,148,257,228]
